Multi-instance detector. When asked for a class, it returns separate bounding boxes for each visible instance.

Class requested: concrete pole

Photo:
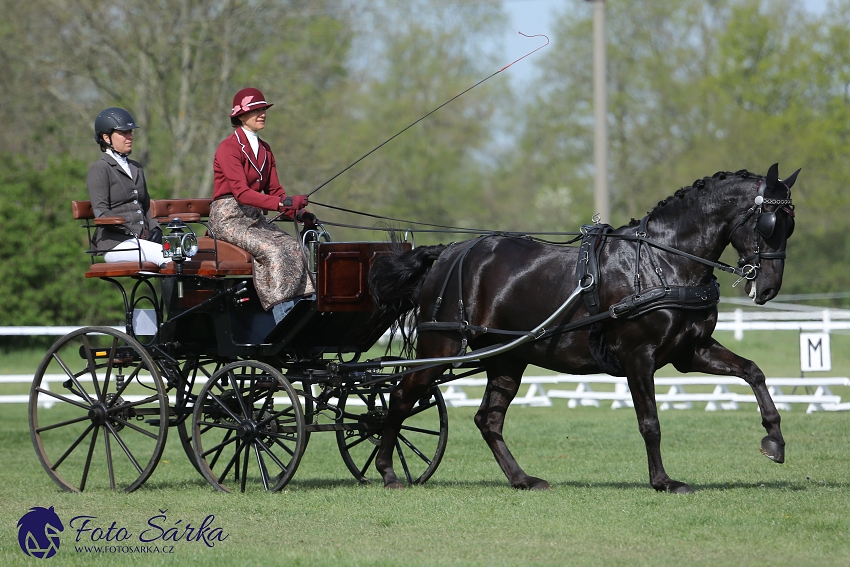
[587,0,609,224]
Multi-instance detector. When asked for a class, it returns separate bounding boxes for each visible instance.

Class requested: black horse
[368,164,798,493]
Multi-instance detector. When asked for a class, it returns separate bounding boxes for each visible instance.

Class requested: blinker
[756,206,795,239]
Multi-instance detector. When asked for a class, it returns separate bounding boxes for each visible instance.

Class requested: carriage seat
[72,200,161,277]
[149,199,253,277]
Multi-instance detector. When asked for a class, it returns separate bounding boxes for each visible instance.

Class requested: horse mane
[628,169,761,227]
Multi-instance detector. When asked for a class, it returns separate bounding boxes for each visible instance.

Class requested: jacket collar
[101,152,136,180]
[233,128,267,180]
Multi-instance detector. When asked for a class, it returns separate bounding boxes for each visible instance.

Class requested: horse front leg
[376,364,448,489]
[624,356,694,494]
[676,337,785,463]
[476,357,549,489]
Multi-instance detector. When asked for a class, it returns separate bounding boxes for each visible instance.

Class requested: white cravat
[106,149,133,178]
[241,127,260,158]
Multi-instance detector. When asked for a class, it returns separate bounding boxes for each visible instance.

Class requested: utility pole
[585,0,609,224]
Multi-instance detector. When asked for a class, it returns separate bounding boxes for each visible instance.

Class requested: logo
[17,506,64,559]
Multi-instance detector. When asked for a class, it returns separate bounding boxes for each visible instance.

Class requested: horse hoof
[668,482,694,495]
[760,436,785,464]
[514,477,551,490]
[384,481,405,490]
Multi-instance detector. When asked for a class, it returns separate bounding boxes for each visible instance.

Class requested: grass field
[2,329,849,565]
[1,401,849,566]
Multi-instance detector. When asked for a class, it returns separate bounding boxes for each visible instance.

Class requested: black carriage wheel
[192,361,306,493]
[29,326,168,492]
[335,385,448,485]
[173,358,221,475]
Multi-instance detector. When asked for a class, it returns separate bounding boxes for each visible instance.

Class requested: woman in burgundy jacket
[210,87,314,311]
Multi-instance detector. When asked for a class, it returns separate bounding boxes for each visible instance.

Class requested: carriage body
[28,199,448,493]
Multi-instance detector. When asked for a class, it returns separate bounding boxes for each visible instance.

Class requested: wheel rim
[336,385,448,485]
[29,327,168,492]
[193,361,306,493]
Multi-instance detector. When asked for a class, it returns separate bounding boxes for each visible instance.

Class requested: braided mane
[628,169,760,227]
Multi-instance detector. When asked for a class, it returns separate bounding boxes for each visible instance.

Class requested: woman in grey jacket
[87,107,168,266]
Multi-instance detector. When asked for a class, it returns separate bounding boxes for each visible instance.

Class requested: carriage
[29,198,450,493]
[30,163,798,494]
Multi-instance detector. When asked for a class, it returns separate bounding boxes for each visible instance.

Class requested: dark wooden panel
[316,242,411,312]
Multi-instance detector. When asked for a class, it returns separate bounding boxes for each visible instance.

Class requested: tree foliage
[2,0,850,335]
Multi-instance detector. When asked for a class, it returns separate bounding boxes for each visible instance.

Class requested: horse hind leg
[476,357,549,490]
[376,364,448,489]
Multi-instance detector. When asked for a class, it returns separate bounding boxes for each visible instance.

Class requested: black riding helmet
[94,107,139,155]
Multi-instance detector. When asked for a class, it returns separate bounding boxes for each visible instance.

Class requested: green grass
[1,403,849,566]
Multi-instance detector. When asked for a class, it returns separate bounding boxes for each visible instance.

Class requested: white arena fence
[2,374,848,413]
[2,310,849,412]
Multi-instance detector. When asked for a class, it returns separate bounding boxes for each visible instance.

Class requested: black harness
[416,177,793,356]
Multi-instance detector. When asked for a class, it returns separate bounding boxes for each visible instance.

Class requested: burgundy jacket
[213,128,286,210]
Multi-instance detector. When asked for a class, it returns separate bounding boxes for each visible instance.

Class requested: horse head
[728,163,799,305]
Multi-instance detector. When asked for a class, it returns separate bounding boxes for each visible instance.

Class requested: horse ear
[782,168,801,188]
[765,163,779,189]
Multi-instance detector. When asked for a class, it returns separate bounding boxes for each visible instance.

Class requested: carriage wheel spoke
[105,422,143,474]
[259,440,291,470]
[206,430,235,469]
[254,443,270,491]
[400,424,440,436]
[240,442,250,492]
[201,429,239,460]
[80,426,100,492]
[269,436,297,457]
[359,445,380,478]
[112,361,148,399]
[232,376,252,418]
[206,390,245,423]
[103,426,116,490]
[35,413,92,434]
[100,336,119,398]
[52,422,96,469]
[217,438,244,482]
[33,387,92,411]
[408,398,437,417]
[256,405,297,429]
[342,433,372,451]
[398,433,432,465]
[81,335,104,400]
[109,416,159,440]
[52,352,95,405]
[396,440,413,484]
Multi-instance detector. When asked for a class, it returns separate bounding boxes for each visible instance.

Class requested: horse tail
[369,244,447,321]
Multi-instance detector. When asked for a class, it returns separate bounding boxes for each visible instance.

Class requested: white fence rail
[716,308,850,339]
[5,374,848,413]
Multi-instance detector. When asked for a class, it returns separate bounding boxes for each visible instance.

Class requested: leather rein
[416,185,792,351]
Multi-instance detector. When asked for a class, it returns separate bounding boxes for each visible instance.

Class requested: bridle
[729,177,795,283]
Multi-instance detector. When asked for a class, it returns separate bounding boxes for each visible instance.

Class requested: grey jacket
[86,153,158,250]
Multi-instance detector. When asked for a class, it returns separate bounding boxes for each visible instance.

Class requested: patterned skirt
[209,196,314,310]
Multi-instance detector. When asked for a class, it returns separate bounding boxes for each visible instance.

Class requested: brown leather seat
[72,200,161,278]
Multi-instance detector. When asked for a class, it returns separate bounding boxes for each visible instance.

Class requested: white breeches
[104,239,171,266]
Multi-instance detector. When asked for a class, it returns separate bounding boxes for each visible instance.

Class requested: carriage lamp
[162,219,198,298]
[162,219,199,261]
